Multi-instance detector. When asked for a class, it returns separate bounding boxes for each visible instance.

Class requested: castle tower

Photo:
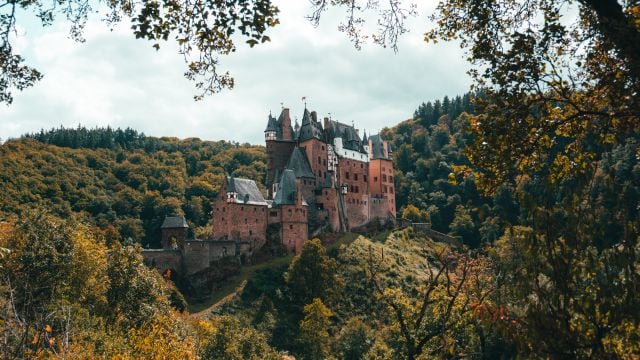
[161,216,189,250]
[265,108,296,198]
[368,134,396,217]
[273,169,308,254]
[297,109,328,183]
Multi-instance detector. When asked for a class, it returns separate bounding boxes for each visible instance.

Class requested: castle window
[249,230,253,235]
[374,177,378,182]
[318,156,321,164]
[356,186,359,193]
[323,159,326,166]
[290,225,294,229]
[364,175,367,182]
[256,219,259,223]
[222,217,225,221]
[390,187,394,194]
[390,176,393,182]
[382,174,387,182]
[288,209,292,214]
[254,207,256,212]
[270,211,278,217]
[241,206,244,211]
[354,174,358,181]
[383,186,387,193]
[223,207,226,212]
[245,218,247,224]
[322,146,325,150]
[346,172,350,180]
[361,163,363,168]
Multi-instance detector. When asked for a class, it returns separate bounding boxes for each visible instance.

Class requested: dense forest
[2,87,639,358]
[1,128,267,246]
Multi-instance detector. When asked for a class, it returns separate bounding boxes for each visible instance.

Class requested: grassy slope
[206,228,446,322]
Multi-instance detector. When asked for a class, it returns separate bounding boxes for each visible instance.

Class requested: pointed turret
[298,108,323,141]
[265,113,277,140]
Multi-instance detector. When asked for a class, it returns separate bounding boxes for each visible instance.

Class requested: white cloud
[0,1,472,144]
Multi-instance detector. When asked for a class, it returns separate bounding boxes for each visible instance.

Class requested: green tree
[285,238,343,308]
[299,298,333,360]
[334,317,373,360]
[449,204,476,246]
[200,316,281,360]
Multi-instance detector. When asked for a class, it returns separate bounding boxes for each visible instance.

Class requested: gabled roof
[226,176,268,206]
[161,216,188,229]
[286,147,315,179]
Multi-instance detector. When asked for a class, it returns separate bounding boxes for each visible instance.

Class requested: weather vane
[280,102,284,109]
[301,96,307,109]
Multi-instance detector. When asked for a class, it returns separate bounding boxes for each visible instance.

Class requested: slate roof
[369,134,389,159]
[226,176,268,206]
[161,216,189,229]
[297,109,324,141]
[264,114,277,132]
[326,119,364,152]
[286,147,316,179]
[273,169,307,206]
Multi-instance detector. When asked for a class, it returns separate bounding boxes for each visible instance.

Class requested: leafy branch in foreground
[366,243,495,359]
[0,0,279,103]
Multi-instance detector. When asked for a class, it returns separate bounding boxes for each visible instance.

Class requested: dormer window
[226,192,238,202]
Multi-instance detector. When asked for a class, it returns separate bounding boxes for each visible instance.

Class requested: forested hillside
[1,128,266,246]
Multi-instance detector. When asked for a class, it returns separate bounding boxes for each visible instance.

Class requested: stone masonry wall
[142,249,182,274]
[338,158,370,229]
[280,204,308,254]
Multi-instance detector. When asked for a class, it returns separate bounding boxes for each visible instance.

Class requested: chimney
[323,117,329,129]
[311,111,318,123]
[282,108,292,140]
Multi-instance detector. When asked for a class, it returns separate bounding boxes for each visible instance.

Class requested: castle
[143,106,396,275]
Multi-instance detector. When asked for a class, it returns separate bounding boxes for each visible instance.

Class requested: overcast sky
[0,1,472,144]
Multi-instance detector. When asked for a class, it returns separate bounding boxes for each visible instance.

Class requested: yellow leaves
[45,324,52,333]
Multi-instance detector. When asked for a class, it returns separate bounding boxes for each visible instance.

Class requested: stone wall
[299,137,328,181]
[142,249,182,273]
[338,157,370,229]
[161,227,187,249]
[369,196,391,221]
[212,195,268,250]
[280,203,308,254]
[182,240,211,274]
[314,189,340,232]
[369,158,396,216]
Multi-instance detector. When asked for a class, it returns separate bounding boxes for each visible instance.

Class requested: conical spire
[264,113,277,132]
